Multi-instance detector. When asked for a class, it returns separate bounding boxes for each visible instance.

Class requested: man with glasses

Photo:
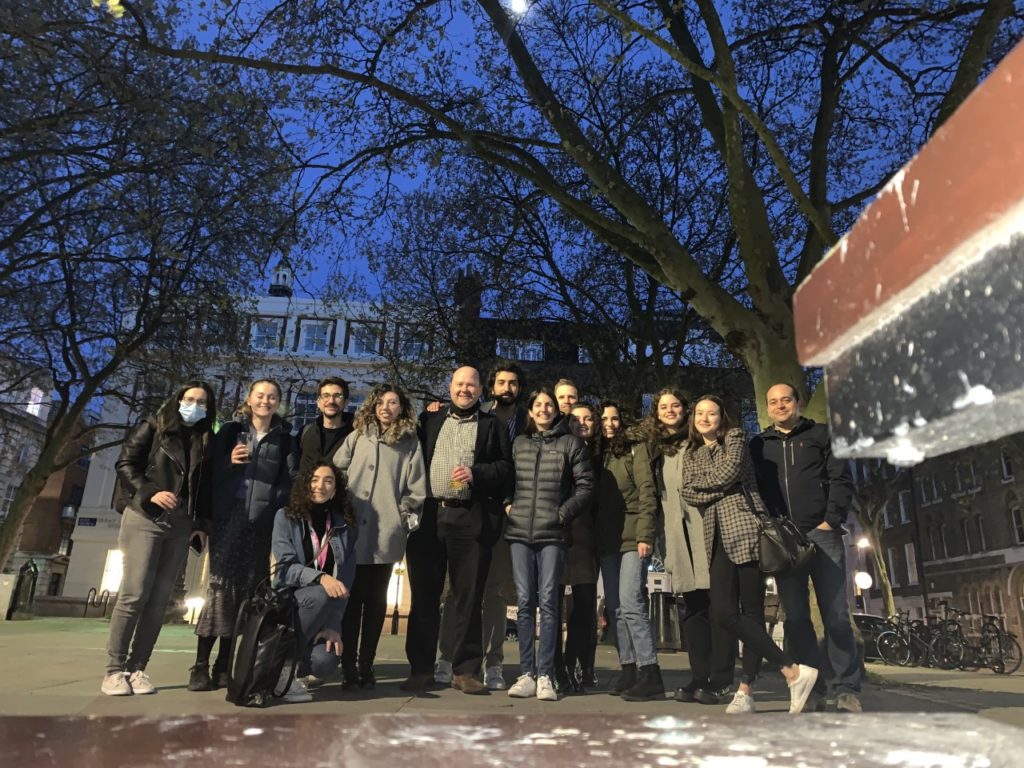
[298,377,353,474]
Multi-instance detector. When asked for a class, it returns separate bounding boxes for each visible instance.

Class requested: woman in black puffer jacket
[503,387,594,701]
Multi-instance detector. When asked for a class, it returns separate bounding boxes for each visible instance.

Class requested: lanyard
[308,522,333,571]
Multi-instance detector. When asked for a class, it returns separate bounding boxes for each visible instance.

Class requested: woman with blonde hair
[189,378,298,691]
[334,383,426,689]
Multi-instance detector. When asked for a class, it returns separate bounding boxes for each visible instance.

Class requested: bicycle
[929,602,967,671]
[877,611,937,667]
[962,614,1022,675]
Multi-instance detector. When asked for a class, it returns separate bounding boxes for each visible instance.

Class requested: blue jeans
[510,542,566,678]
[777,527,862,695]
[600,551,657,667]
[295,585,346,679]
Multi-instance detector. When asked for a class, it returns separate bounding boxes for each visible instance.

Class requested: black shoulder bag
[741,486,816,576]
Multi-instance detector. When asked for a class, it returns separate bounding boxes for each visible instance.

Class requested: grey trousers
[106,506,192,674]
[438,535,513,670]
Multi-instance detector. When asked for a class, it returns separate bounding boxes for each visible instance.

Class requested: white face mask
[179,402,206,425]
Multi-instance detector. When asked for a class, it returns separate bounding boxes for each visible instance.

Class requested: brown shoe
[400,673,435,692]
[452,673,488,695]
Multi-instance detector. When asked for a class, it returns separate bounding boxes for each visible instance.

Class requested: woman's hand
[320,574,349,599]
[230,444,250,465]
[314,628,343,656]
[150,491,178,510]
[637,542,653,558]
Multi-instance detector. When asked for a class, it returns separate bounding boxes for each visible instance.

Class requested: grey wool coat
[680,428,767,566]
[334,421,427,565]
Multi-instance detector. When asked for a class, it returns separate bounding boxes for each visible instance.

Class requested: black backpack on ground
[224,578,300,707]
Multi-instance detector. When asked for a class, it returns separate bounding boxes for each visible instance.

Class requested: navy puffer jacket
[504,417,594,546]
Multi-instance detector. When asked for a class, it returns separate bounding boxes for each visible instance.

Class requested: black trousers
[709,532,790,684]
[405,500,492,676]
[677,588,736,689]
[341,563,393,673]
[562,582,597,672]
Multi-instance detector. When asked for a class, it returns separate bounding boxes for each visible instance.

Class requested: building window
[898,489,912,524]
[0,483,16,519]
[929,524,940,560]
[346,321,384,357]
[975,516,987,552]
[881,501,893,529]
[291,391,319,431]
[938,523,948,559]
[1001,449,1015,483]
[577,346,592,364]
[954,461,981,496]
[27,387,45,417]
[300,320,332,354]
[495,338,545,362]
[1009,495,1024,544]
[960,518,972,554]
[887,547,901,587]
[396,324,430,361]
[918,475,932,506]
[251,318,283,351]
[904,542,919,586]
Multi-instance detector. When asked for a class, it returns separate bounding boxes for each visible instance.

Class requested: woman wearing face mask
[189,378,298,691]
[271,462,358,703]
[102,381,217,696]
[596,400,664,701]
[504,388,594,702]
[631,388,736,706]
[681,395,817,714]
[333,384,426,690]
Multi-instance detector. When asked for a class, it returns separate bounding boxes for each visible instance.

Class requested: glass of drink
[237,430,254,462]
[448,451,475,492]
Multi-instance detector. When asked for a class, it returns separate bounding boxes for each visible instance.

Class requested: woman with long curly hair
[632,387,736,706]
[333,383,426,689]
[190,378,297,692]
[270,462,357,702]
[681,394,817,714]
[102,380,217,696]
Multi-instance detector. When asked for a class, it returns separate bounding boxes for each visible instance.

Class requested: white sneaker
[485,665,506,690]
[127,670,156,695]
[101,672,133,696]
[279,669,313,703]
[434,659,453,685]
[725,690,755,714]
[507,674,536,698]
[788,665,819,714]
[536,675,557,701]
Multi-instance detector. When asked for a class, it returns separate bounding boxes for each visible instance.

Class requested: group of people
[101,362,862,715]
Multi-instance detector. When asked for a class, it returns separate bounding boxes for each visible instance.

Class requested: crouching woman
[271,461,357,702]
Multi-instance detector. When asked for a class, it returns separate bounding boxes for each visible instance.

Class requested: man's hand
[637,542,653,558]
[150,491,178,510]
[451,465,473,485]
[320,574,349,599]
[314,628,343,656]
[426,400,443,413]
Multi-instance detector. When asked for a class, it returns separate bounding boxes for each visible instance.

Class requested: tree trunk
[0,461,53,573]
[869,542,897,618]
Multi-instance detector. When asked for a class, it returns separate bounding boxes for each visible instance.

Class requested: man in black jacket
[298,377,352,474]
[402,365,514,694]
[749,383,861,713]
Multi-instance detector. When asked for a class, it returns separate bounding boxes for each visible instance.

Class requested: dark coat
[504,418,594,547]
[213,416,298,526]
[115,417,211,528]
[749,417,853,533]
[680,428,766,566]
[595,441,658,557]
[298,414,353,476]
[418,405,514,545]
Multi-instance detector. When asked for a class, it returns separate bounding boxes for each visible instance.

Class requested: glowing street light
[854,571,874,591]
[508,0,530,15]
[857,536,871,549]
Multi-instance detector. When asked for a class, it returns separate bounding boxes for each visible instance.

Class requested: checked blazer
[680,428,768,566]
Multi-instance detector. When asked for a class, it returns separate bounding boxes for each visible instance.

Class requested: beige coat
[660,450,710,594]
[334,422,426,565]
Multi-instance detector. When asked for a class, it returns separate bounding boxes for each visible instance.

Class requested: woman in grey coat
[504,387,594,701]
[680,394,817,715]
[334,383,426,689]
[189,378,298,691]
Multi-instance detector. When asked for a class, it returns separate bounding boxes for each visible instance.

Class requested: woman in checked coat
[680,394,817,715]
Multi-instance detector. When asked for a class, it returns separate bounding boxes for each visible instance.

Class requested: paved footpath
[0,618,1021,726]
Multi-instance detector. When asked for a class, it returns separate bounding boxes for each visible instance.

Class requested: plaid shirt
[428,409,479,501]
[680,428,767,566]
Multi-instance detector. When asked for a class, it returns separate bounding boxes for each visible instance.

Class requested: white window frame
[960,518,973,554]
[1011,497,1024,545]
[251,317,283,351]
[346,320,384,357]
[904,542,919,586]
[898,489,912,524]
[395,324,430,361]
[938,523,949,558]
[27,387,45,417]
[1000,449,1014,483]
[887,547,901,587]
[495,337,545,362]
[975,516,987,552]
[300,320,331,355]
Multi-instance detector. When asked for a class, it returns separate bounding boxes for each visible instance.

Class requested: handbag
[741,486,815,575]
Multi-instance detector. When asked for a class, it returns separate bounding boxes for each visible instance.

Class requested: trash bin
[647,572,679,652]
[8,560,38,620]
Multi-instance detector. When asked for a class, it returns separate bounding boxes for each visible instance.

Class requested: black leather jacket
[115,417,211,528]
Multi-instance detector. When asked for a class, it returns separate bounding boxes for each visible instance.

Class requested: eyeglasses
[181,397,207,406]
[318,393,346,401]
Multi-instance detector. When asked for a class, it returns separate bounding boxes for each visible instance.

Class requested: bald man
[401,366,514,694]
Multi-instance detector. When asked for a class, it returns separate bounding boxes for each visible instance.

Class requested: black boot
[342,664,360,690]
[359,664,376,690]
[188,664,213,692]
[210,658,230,690]
[580,666,598,689]
[611,663,637,696]
[555,664,572,694]
[622,664,666,702]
